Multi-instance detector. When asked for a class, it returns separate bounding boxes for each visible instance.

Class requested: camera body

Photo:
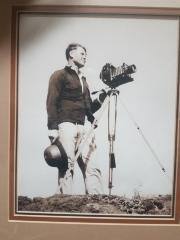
[100,63,136,88]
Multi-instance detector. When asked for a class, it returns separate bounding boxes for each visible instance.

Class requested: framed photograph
[10,5,180,224]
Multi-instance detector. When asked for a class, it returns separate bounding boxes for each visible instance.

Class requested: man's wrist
[48,129,59,138]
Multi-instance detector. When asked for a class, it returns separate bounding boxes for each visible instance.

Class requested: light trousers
[58,122,103,194]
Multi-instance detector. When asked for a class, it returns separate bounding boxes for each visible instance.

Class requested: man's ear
[69,50,75,59]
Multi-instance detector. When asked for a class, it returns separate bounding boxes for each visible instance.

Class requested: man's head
[66,43,87,68]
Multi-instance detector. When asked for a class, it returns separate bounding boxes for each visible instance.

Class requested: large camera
[100,63,136,88]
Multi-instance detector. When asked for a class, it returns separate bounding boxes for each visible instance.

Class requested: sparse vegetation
[18,194,172,215]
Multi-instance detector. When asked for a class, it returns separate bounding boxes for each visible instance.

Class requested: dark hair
[65,43,86,60]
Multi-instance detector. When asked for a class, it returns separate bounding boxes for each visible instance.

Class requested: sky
[17,14,179,198]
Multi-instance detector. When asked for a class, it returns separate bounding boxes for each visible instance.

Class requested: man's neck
[67,61,83,74]
[68,60,79,69]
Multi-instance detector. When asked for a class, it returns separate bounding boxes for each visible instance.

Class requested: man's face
[70,46,87,68]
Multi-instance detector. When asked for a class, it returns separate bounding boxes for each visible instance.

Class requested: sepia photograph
[10,6,180,223]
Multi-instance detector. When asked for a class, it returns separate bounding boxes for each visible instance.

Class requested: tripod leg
[109,168,113,195]
[108,91,118,195]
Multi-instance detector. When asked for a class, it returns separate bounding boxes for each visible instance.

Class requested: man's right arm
[46,71,63,142]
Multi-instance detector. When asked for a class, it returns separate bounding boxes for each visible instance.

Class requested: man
[46,43,106,194]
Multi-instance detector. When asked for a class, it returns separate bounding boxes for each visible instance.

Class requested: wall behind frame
[0,0,180,240]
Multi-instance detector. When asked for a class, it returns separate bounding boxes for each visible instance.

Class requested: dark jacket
[47,66,101,130]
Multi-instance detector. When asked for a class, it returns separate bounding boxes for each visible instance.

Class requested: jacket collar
[65,65,85,78]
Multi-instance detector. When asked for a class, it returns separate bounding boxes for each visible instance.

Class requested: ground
[18,194,172,216]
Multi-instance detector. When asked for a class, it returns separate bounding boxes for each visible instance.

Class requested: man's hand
[98,89,108,104]
[86,112,98,129]
[48,129,59,144]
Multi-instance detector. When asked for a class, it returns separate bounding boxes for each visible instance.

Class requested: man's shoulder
[51,68,66,77]
[49,68,67,82]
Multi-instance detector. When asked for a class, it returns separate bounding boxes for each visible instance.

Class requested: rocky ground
[18,194,172,216]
